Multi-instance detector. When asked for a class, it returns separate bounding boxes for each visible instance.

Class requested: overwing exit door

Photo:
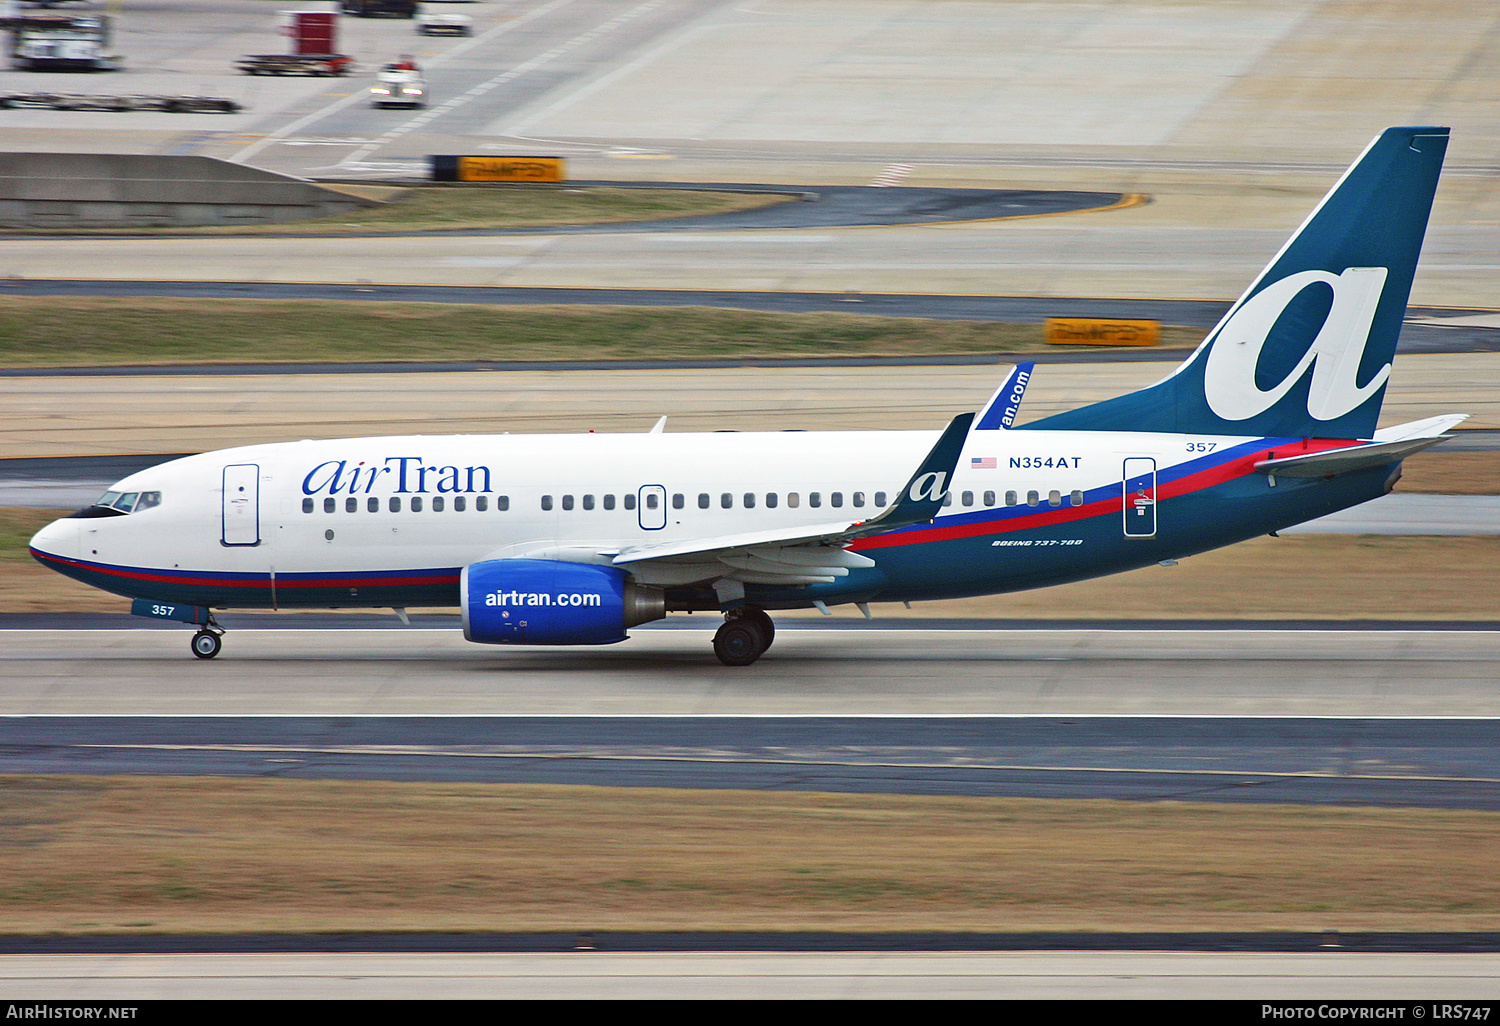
[222,464,261,546]
[637,484,667,530]
[1122,457,1156,538]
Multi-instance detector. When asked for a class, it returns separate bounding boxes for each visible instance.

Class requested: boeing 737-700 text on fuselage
[30,127,1465,664]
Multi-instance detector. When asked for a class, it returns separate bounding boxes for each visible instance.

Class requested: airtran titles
[302,457,493,497]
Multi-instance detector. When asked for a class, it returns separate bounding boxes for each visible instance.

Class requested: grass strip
[0,297,1206,367]
[3,185,794,235]
[1,775,1495,934]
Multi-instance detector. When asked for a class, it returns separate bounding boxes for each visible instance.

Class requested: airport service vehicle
[417,12,471,36]
[30,127,1463,665]
[340,0,417,17]
[370,66,425,106]
[237,10,351,77]
[7,12,119,71]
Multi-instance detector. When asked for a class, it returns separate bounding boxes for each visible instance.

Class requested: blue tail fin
[1019,126,1449,438]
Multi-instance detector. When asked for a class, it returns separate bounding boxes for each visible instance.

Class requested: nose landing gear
[191,619,224,660]
[713,606,774,666]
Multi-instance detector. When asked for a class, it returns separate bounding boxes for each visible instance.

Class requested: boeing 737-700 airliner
[30,127,1464,665]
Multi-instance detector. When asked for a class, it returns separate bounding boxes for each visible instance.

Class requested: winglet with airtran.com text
[975,361,1035,430]
[850,412,975,535]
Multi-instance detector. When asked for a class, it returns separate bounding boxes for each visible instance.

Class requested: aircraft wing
[613,413,974,585]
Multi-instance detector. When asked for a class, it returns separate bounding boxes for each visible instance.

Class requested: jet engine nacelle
[460,558,665,645]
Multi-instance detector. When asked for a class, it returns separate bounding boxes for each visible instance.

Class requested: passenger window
[787,492,799,508]
[721,493,733,509]
[830,492,843,508]
[1070,490,1084,507]
[624,494,636,511]
[476,495,488,512]
[454,496,466,512]
[411,496,424,512]
[433,496,445,512]
[809,492,821,508]
[496,495,509,511]
[368,497,379,513]
[345,497,358,513]
[942,493,953,506]
[562,495,574,511]
[984,491,996,506]
[324,497,336,513]
[389,497,401,513]
[302,498,314,514]
[646,493,658,510]
[1006,490,1018,506]
[1026,490,1039,507]
[766,493,778,509]
[743,493,756,509]
[961,491,973,507]
[135,491,161,512]
[852,492,865,508]
[582,495,594,510]
[1048,490,1062,507]
[672,493,684,510]
[541,495,553,511]
[603,494,615,510]
[698,493,710,509]
[874,492,886,507]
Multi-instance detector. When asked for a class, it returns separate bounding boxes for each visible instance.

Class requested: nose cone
[29,517,79,562]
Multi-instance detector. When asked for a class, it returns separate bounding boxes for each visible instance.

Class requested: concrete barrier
[0,153,380,228]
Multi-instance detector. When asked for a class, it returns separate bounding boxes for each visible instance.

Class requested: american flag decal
[971,457,997,469]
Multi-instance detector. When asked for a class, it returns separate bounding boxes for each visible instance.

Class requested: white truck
[8,13,120,71]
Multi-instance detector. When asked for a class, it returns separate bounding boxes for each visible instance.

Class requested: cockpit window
[91,490,161,513]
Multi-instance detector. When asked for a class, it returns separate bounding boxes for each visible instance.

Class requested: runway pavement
[3,713,1497,810]
[4,951,1499,999]
[3,355,1495,459]
[5,627,1499,717]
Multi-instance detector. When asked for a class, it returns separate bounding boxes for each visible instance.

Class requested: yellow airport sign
[429,155,566,183]
[455,156,565,183]
[1044,318,1160,346]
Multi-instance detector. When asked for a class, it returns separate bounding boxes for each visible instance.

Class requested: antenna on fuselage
[648,416,667,434]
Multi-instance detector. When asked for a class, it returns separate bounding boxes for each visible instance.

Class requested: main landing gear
[713,607,775,666]
[191,618,224,660]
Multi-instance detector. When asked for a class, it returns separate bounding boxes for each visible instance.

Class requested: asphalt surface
[5,627,1499,716]
[3,714,1496,810]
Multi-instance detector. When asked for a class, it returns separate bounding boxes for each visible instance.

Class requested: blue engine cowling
[460,558,666,645]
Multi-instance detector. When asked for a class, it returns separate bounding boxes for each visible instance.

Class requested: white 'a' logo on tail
[1203,266,1390,422]
[908,472,948,502]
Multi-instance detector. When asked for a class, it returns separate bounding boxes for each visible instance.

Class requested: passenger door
[222,464,261,546]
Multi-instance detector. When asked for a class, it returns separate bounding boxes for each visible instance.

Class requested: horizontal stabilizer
[1254,435,1453,478]
[1371,413,1469,442]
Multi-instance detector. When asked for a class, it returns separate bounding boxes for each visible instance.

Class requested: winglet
[851,412,974,535]
[975,361,1034,430]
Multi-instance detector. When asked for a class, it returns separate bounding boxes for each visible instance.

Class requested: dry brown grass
[1397,452,1500,494]
[1,775,1495,935]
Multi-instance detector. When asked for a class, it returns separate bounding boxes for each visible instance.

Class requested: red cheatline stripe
[853,439,1358,552]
